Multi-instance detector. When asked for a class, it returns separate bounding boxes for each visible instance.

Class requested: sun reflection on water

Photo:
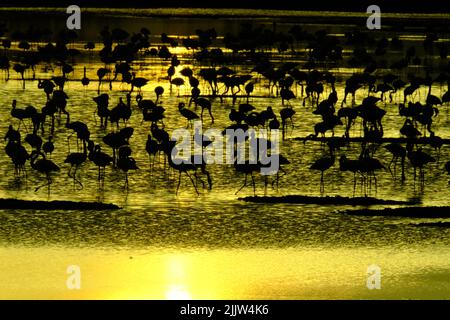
[166,285,192,300]
[1,246,450,299]
[165,256,192,300]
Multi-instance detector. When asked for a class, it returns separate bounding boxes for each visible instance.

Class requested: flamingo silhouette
[245,82,254,103]
[5,140,29,176]
[13,63,27,89]
[310,144,335,193]
[339,155,363,195]
[97,67,110,94]
[42,136,54,157]
[81,66,90,88]
[234,161,261,196]
[195,97,214,124]
[146,134,159,171]
[38,79,55,100]
[130,73,148,94]
[64,145,88,188]
[178,102,199,128]
[171,77,185,96]
[117,146,139,188]
[442,91,450,105]
[358,149,385,194]
[24,133,42,151]
[384,143,406,181]
[154,86,164,103]
[88,143,113,182]
[10,100,31,129]
[280,107,296,140]
[0,55,10,80]
[93,93,110,128]
[165,141,199,195]
[4,125,21,143]
[30,150,60,192]
[408,148,436,184]
[109,97,132,128]
[66,117,90,153]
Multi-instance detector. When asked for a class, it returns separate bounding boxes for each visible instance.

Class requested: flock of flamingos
[1,22,450,197]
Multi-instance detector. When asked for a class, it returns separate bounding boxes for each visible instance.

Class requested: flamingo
[81,66,90,88]
[10,100,27,123]
[154,86,164,103]
[117,148,139,188]
[358,150,385,193]
[178,102,199,128]
[24,133,42,151]
[280,107,296,140]
[66,117,90,153]
[400,119,422,139]
[42,136,54,157]
[88,143,113,182]
[4,125,21,143]
[30,150,60,192]
[339,155,363,195]
[64,149,87,188]
[38,79,55,100]
[384,143,406,180]
[234,160,261,196]
[146,134,159,170]
[171,77,184,96]
[164,141,199,195]
[310,145,335,193]
[442,91,450,105]
[408,148,436,184]
[195,97,214,124]
[245,82,254,103]
[13,63,27,89]
[130,73,148,94]
[5,140,29,176]
[97,67,110,94]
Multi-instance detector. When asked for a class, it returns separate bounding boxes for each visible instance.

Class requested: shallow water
[0,8,449,299]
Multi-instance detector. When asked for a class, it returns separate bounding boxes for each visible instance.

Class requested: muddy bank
[238,195,417,205]
[0,198,120,210]
[412,222,450,227]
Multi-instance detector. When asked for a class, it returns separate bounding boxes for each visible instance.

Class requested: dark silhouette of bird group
[1,20,450,198]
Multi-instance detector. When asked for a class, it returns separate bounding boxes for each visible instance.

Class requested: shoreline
[239,195,418,206]
[0,198,120,210]
[0,7,449,20]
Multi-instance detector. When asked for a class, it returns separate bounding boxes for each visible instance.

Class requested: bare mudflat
[239,195,417,205]
[0,199,120,210]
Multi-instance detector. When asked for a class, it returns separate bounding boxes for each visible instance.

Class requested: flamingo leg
[208,109,214,124]
[73,166,83,189]
[185,171,199,195]
[35,174,52,192]
[176,171,182,195]
[251,173,256,196]
[320,171,325,193]
[235,174,248,195]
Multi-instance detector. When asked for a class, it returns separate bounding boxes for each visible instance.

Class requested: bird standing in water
[384,143,406,181]
[178,102,199,128]
[81,66,90,88]
[310,143,335,193]
[117,145,139,188]
[30,150,60,192]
